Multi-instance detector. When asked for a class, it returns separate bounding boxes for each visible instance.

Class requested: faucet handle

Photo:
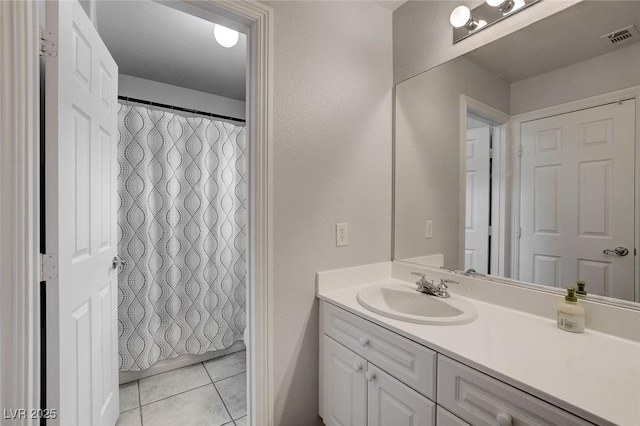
[411,272,426,278]
[439,278,458,289]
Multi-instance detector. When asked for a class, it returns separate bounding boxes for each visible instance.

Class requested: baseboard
[119,341,246,384]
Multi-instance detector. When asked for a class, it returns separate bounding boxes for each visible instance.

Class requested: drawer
[437,407,470,426]
[437,356,593,426]
[321,301,436,400]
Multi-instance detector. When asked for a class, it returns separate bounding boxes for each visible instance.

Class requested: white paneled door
[465,126,491,274]
[519,100,635,300]
[45,1,119,425]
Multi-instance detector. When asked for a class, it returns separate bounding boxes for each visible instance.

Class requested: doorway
[461,96,511,278]
[38,1,273,425]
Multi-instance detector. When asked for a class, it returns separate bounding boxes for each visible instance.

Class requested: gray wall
[510,42,640,114]
[268,2,393,424]
[393,0,579,84]
[395,56,509,266]
[118,74,246,120]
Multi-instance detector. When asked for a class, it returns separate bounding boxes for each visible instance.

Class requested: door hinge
[40,253,58,282]
[517,146,523,157]
[489,148,494,159]
[516,227,522,238]
[39,28,57,57]
[488,226,493,236]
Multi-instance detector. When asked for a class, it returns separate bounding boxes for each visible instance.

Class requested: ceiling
[96,1,246,101]
[466,1,640,83]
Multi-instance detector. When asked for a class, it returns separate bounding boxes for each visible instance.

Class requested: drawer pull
[365,371,376,382]
[496,413,513,426]
[358,337,369,347]
[352,362,362,372]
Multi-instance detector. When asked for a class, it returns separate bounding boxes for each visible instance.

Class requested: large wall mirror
[394,1,640,306]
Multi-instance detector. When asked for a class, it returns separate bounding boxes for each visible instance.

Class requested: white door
[367,365,435,426]
[322,336,367,426]
[465,126,491,274]
[519,100,635,300]
[45,0,119,424]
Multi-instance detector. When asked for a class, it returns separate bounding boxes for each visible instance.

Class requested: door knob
[352,363,362,372]
[358,337,369,347]
[112,256,126,269]
[365,371,375,382]
[603,247,629,257]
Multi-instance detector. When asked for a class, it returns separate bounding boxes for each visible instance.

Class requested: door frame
[0,1,41,422]
[0,1,274,424]
[511,86,640,303]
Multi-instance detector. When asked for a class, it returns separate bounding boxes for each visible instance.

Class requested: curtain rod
[118,95,246,124]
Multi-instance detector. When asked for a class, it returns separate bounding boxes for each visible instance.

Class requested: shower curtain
[117,104,246,371]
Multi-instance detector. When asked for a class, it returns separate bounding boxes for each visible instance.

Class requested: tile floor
[116,351,246,426]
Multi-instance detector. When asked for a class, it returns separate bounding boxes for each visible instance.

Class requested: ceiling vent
[601,25,640,46]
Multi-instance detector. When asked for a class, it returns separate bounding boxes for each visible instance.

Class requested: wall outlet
[336,223,348,247]
[425,220,433,239]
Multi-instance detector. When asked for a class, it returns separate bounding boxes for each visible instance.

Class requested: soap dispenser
[557,287,585,333]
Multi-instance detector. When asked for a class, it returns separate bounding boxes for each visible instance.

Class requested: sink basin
[357,283,477,325]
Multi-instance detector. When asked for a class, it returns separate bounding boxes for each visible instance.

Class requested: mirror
[394,1,640,304]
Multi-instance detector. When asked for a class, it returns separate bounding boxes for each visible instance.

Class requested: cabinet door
[323,335,367,426]
[367,365,435,426]
[437,407,471,426]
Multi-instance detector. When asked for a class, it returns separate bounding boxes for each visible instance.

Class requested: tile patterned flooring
[116,351,246,426]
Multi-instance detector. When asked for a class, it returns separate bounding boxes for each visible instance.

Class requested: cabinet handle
[496,413,513,426]
[358,337,369,347]
[352,363,362,372]
[365,371,376,382]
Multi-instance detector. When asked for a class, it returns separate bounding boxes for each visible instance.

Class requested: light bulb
[486,0,517,13]
[512,0,526,12]
[450,6,472,29]
[450,6,481,31]
[214,24,239,48]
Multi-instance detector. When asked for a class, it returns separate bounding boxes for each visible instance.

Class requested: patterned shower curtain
[117,104,246,371]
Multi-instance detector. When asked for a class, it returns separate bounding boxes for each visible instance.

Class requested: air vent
[601,25,640,46]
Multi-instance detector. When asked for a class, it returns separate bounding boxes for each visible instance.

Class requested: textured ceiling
[96,0,246,100]
[466,1,640,83]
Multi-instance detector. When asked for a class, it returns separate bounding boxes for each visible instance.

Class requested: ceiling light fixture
[214,24,239,48]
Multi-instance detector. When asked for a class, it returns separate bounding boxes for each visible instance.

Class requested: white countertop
[318,278,640,426]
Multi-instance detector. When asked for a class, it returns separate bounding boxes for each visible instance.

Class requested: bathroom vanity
[317,262,640,426]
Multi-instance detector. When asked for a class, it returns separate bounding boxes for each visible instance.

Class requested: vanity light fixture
[213,24,239,48]
[451,0,540,43]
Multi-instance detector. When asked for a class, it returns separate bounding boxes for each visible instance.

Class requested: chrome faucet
[411,272,458,298]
